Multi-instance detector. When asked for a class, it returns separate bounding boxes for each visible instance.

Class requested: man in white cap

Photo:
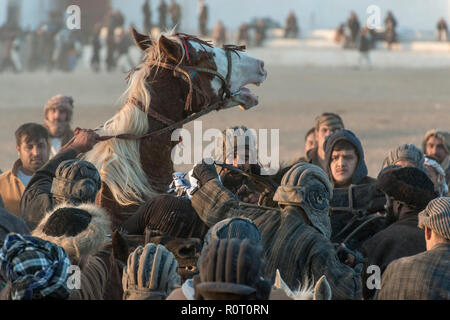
[43,94,75,158]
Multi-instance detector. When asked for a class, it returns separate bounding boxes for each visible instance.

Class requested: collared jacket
[0,160,26,216]
[19,148,78,230]
[191,178,362,300]
[378,243,450,300]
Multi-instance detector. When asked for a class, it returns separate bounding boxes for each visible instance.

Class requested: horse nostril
[259,60,265,72]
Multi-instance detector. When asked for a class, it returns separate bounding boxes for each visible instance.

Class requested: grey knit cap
[273,162,333,239]
[51,159,101,205]
[382,144,426,172]
[122,243,181,300]
[418,197,450,240]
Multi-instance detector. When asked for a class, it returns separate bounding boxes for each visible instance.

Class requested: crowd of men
[0,91,448,300]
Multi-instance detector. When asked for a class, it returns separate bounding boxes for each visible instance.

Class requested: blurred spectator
[198,0,208,36]
[237,23,250,47]
[284,11,299,39]
[334,23,348,47]
[142,0,152,33]
[158,0,168,30]
[91,23,102,73]
[358,27,372,69]
[385,11,397,50]
[254,19,267,47]
[213,21,226,47]
[347,11,360,48]
[437,18,448,42]
[169,0,181,32]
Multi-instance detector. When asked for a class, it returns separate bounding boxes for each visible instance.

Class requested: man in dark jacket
[324,129,380,248]
[190,161,363,300]
[378,197,450,300]
[19,128,100,230]
[360,166,438,299]
[324,129,374,188]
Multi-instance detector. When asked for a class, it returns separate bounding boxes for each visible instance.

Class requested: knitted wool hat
[144,194,208,239]
[122,243,181,300]
[44,95,74,121]
[377,167,437,210]
[273,162,333,239]
[382,144,426,172]
[195,238,271,300]
[418,197,450,240]
[32,203,111,264]
[0,233,72,300]
[51,159,102,205]
[424,157,449,197]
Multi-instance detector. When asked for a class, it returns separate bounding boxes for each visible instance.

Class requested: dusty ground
[0,62,449,178]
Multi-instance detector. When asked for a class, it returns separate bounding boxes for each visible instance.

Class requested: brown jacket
[0,160,26,216]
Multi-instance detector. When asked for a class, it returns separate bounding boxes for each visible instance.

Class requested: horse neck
[139,73,186,193]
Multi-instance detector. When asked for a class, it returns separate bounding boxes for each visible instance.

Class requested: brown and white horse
[82,28,267,227]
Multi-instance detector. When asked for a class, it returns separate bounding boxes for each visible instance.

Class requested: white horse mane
[82,32,186,207]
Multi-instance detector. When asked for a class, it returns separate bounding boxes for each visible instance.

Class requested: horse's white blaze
[190,41,267,109]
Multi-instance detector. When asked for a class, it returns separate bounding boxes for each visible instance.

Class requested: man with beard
[43,94,75,158]
[422,130,450,187]
[0,123,50,216]
[360,166,438,299]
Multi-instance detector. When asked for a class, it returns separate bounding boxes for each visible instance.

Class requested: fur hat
[418,197,450,240]
[273,162,333,239]
[32,203,111,264]
[195,238,271,300]
[377,167,437,210]
[122,243,181,300]
[382,144,426,172]
[51,159,102,205]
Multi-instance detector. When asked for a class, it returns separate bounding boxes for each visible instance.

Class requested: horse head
[129,28,267,122]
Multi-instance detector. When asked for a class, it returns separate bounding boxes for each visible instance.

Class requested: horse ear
[158,35,183,63]
[131,27,153,51]
[313,275,332,300]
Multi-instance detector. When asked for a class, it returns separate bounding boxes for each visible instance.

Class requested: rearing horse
[82,28,267,227]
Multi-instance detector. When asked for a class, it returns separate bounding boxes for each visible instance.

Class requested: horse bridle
[96,35,246,142]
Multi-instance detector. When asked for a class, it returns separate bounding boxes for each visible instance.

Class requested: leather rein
[97,35,246,142]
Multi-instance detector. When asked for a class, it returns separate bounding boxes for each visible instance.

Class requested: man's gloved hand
[192,159,219,186]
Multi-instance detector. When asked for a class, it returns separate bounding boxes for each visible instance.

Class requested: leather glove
[192,159,219,185]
